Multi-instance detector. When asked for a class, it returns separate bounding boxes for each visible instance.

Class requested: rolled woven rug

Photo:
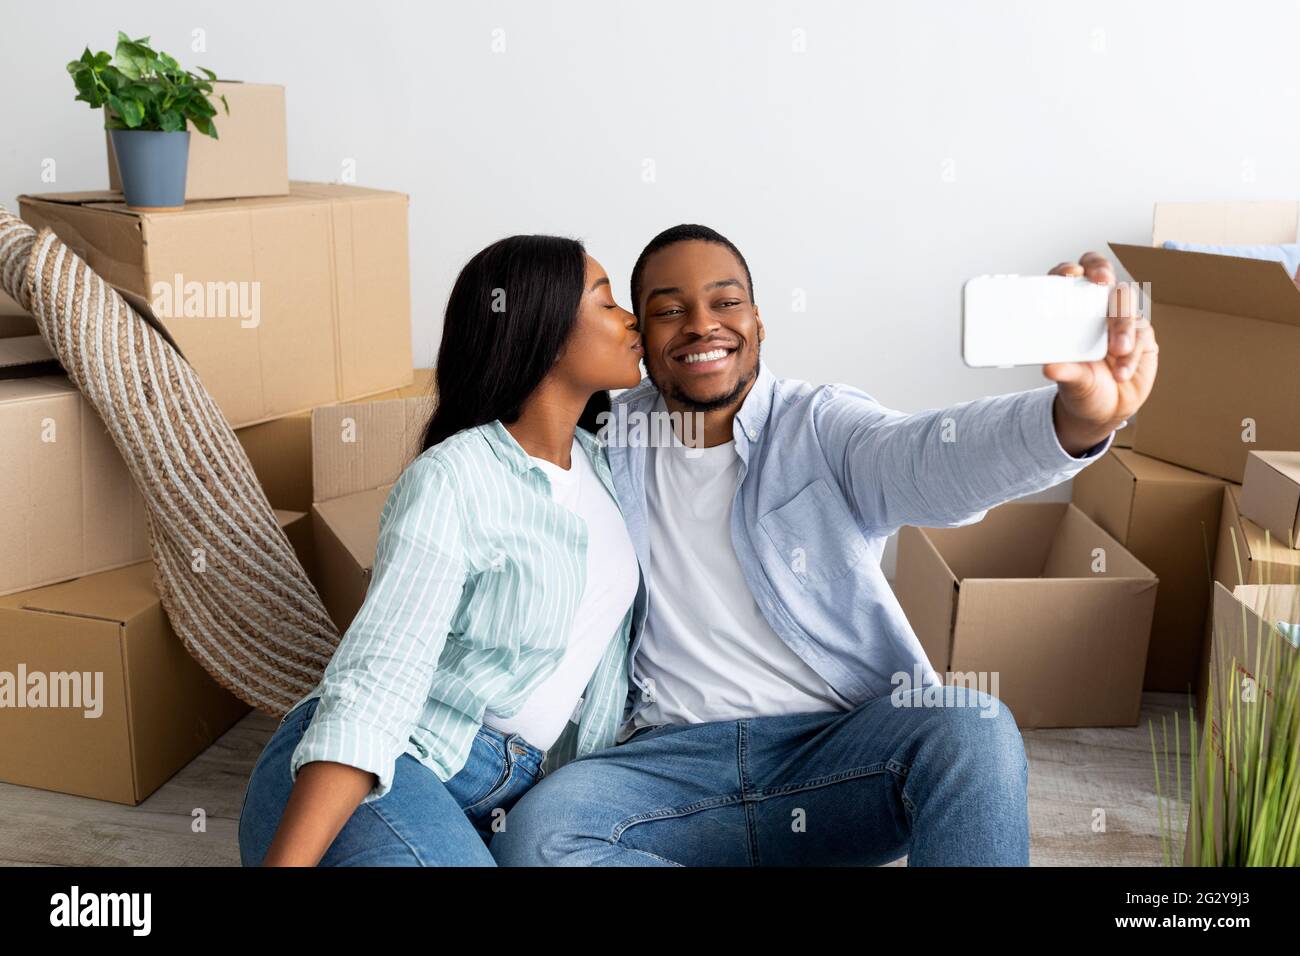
[0,206,340,716]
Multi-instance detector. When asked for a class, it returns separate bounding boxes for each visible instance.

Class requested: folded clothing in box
[893,501,1158,729]
[1160,240,1300,279]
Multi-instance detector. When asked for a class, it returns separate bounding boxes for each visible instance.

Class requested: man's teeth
[681,348,729,365]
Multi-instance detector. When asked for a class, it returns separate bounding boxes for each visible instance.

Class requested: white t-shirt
[631,418,851,730]
[482,437,637,750]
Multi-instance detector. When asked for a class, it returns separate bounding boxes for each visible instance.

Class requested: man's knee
[914,686,1026,774]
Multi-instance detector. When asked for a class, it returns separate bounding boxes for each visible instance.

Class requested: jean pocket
[456,734,513,814]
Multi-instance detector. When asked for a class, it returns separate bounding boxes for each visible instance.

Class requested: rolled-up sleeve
[290,455,466,803]
[817,383,1113,536]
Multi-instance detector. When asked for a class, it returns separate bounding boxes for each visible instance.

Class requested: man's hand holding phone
[1043,252,1159,456]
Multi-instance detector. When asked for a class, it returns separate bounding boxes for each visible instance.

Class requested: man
[492,225,1156,866]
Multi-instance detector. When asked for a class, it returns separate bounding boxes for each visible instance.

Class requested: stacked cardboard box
[0,80,423,803]
[1051,201,1300,711]
[1071,449,1223,693]
[308,389,431,632]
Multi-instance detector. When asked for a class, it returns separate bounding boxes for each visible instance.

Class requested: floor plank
[0,693,1194,866]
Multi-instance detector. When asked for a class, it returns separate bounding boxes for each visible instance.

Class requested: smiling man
[492,224,1158,867]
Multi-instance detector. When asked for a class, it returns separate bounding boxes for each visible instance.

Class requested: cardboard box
[1184,582,1300,865]
[0,561,240,804]
[1071,449,1223,691]
[106,81,288,201]
[0,336,150,597]
[0,289,37,339]
[1197,484,1300,712]
[1110,200,1300,482]
[309,390,430,632]
[235,369,432,513]
[18,182,414,429]
[1241,450,1300,550]
[893,501,1158,728]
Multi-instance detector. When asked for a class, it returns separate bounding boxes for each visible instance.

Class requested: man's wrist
[1052,395,1118,457]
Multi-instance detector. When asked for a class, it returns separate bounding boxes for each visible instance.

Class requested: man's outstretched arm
[817,252,1159,535]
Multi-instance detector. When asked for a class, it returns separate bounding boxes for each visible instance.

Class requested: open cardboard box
[106,81,288,201]
[893,501,1157,728]
[18,182,414,429]
[309,388,432,632]
[1110,200,1300,483]
[1199,484,1300,715]
[1184,582,1300,865]
[1071,448,1223,692]
[0,510,306,805]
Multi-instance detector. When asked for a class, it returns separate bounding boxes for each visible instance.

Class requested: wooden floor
[0,693,1193,867]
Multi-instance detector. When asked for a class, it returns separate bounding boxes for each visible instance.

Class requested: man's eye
[718,300,741,308]
[655,309,683,317]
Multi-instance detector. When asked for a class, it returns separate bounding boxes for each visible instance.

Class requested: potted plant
[67,32,228,212]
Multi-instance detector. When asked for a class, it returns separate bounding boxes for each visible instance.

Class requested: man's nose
[681,307,719,336]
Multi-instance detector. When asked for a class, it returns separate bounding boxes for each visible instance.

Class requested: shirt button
[747,429,758,440]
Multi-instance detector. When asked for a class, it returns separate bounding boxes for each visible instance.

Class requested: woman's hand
[260,762,378,866]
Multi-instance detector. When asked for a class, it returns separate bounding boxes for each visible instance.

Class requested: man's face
[638,240,764,412]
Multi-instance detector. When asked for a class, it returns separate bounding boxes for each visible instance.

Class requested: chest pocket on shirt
[758,478,868,587]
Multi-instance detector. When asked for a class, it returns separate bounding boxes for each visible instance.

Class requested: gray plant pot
[109,128,190,211]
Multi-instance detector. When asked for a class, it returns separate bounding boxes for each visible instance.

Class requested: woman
[238,235,645,866]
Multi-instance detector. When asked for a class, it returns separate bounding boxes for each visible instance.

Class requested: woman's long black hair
[420,235,611,453]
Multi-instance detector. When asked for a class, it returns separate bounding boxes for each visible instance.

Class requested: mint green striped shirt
[288,420,635,803]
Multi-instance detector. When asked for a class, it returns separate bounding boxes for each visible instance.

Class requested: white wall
[6,0,1300,568]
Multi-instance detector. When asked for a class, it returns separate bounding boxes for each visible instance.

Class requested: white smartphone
[962,274,1110,368]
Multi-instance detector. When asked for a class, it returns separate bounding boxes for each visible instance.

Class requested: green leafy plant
[1151,531,1300,866]
[67,32,228,138]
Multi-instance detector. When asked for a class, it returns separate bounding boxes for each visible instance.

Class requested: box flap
[0,335,53,368]
[3,561,158,625]
[1110,242,1300,326]
[1250,450,1300,485]
[1227,484,1300,575]
[923,501,1065,581]
[313,484,392,571]
[0,335,58,380]
[1152,201,1299,247]
[1232,583,1300,629]
[1042,504,1156,580]
[1115,448,1224,485]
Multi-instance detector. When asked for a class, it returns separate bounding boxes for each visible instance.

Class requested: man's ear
[755,308,765,344]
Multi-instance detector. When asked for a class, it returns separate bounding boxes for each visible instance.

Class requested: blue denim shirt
[603,362,1112,736]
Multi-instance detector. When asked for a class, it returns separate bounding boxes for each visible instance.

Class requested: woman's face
[553,255,644,392]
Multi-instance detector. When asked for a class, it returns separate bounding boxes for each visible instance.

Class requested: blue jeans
[238,696,546,866]
[490,686,1029,866]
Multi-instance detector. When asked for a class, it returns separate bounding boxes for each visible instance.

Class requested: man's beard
[647,343,759,413]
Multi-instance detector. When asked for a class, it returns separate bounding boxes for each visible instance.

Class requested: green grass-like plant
[1152,527,1300,866]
